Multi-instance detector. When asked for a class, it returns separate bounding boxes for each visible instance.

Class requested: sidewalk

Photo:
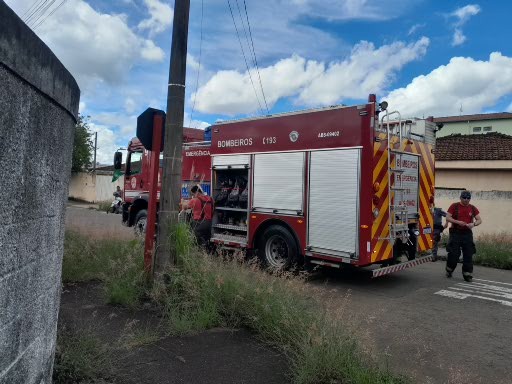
[67,199,99,210]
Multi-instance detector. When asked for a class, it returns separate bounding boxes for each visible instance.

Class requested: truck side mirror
[114,151,123,170]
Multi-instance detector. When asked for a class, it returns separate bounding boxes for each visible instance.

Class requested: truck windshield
[128,151,143,175]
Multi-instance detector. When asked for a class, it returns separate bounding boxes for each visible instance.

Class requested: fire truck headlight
[372,208,380,218]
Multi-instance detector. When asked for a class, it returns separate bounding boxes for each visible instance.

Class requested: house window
[473,127,482,133]
[483,126,492,132]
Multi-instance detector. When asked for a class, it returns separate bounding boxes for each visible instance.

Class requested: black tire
[134,209,147,237]
[257,225,298,270]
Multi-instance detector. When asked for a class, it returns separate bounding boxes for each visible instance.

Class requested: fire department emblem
[289,131,299,142]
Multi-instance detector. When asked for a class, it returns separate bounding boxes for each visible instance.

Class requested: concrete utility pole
[93,131,97,172]
[154,0,190,273]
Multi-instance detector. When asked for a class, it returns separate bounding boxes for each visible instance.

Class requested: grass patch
[474,233,512,270]
[53,327,114,384]
[63,230,146,307]
[97,200,111,213]
[152,224,408,384]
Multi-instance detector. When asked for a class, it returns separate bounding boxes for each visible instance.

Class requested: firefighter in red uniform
[186,185,214,246]
[445,191,482,282]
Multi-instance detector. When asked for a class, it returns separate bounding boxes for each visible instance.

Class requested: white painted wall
[69,172,124,202]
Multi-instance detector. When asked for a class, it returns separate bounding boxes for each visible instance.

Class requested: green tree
[72,114,94,172]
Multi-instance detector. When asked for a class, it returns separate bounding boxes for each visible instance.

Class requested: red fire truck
[120,128,211,235]
[208,95,436,276]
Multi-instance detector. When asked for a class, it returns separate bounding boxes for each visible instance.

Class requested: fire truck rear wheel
[258,225,298,270]
[134,209,147,237]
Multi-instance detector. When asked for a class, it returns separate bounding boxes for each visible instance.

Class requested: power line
[21,0,46,19]
[234,0,269,115]
[241,0,269,114]
[28,0,59,28]
[33,0,69,30]
[227,0,264,115]
[188,0,204,129]
[24,0,50,25]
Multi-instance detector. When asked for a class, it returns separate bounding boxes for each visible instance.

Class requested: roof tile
[436,133,512,161]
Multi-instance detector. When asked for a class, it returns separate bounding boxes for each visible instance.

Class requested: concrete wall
[436,168,512,191]
[0,3,79,383]
[436,190,512,238]
[69,172,124,202]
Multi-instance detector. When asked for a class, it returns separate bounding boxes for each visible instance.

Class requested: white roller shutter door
[253,152,304,212]
[213,155,250,167]
[308,149,360,256]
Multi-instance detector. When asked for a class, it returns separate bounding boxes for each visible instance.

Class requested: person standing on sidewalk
[432,207,448,261]
[445,191,482,282]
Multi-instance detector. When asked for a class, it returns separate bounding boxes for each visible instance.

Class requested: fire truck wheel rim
[265,235,288,268]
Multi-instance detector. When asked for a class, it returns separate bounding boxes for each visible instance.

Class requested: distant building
[434,112,512,137]
[434,132,512,235]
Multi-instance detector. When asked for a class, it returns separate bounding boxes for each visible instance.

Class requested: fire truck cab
[120,129,211,235]
[209,95,436,276]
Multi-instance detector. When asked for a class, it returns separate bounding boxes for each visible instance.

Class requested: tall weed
[153,224,407,384]
[474,233,512,270]
[63,230,146,307]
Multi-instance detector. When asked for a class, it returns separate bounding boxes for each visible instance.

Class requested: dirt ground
[61,203,290,383]
[58,282,291,384]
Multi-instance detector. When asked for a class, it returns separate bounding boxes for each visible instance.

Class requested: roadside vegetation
[63,231,146,307]
[97,200,112,213]
[60,227,407,383]
[473,233,512,270]
[440,232,512,270]
[53,327,114,384]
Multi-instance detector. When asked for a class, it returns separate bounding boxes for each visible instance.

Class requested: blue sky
[6,0,512,163]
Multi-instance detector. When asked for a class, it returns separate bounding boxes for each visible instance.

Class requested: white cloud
[89,123,121,165]
[298,37,429,105]
[79,102,87,113]
[451,4,481,26]
[452,29,466,46]
[449,4,481,46]
[193,55,324,115]
[408,23,425,36]
[138,0,173,36]
[385,52,512,118]
[9,0,165,89]
[124,98,137,114]
[290,0,412,21]
[193,38,429,115]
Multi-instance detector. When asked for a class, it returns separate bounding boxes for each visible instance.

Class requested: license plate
[423,227,432,235]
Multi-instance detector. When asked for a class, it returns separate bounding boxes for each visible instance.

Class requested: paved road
[66,205,512,383]
[310,263,512,384]
[66,203,134,239]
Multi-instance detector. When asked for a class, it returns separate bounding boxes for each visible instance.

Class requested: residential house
[434,132,512,235]
[434,112,512,137]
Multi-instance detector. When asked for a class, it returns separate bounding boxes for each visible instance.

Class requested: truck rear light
[373,182,380,192]
[372,195,380,206]
[429,196,435,205]
[372,208,380,218]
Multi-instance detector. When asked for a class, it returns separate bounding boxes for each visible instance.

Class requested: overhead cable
[33,0,69,30]
[188,0,204,129]
[227,0,265,115]
[242,0,269,114]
